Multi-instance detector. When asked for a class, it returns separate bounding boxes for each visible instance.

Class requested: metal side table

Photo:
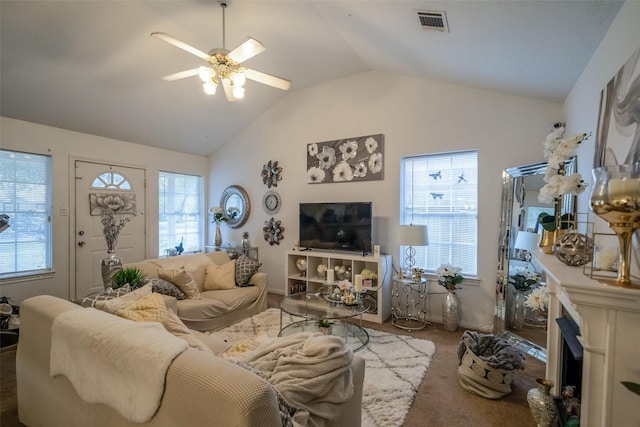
[391,278,429,331]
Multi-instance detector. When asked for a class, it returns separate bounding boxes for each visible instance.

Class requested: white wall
[564,1,640,215]
[0,117,208,302]
[209,70,561,331]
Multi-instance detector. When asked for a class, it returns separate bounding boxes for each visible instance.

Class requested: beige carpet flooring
[0,294,544,426]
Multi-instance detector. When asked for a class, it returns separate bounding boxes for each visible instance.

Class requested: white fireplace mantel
[533,249,640,427]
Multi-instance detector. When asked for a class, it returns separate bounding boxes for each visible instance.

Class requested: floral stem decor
[436,264,464,291]
[101,199,136,252]
[209,206,239,224]
[538,126,590,205]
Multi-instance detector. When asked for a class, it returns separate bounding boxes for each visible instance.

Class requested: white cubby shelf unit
[285,250,392,324]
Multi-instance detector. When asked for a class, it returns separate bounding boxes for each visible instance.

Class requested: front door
[74,161,146,298]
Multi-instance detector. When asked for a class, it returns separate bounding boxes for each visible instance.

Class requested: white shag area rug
[209,308,436,427]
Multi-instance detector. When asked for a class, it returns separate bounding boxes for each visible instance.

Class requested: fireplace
[555,314,583,425]
[534,251,640,427]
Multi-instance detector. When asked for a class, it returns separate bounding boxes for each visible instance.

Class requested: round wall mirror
[220,185,250,228]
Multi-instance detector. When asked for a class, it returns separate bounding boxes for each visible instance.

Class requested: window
[159,171,203,256]
[401,150,478,276]
[0,150,52,277]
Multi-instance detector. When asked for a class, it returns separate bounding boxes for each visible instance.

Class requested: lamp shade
[398,224,428,247]
[514,230,539,251]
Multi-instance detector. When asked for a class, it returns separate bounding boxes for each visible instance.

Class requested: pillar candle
[354,274,363,292]
[608,178,640,198]
[326,268,334,285]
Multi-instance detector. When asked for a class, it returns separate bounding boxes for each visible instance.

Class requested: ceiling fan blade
[227,37,266,63]
[244,68,291,91]
[151,32,210,60]
[161,68,200,81]
[222,79,240,102]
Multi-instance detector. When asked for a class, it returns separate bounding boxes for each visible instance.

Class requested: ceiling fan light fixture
[199,66,215,82]
[232,86,245,99]
[231,71,246,87]
[203,81,218,95]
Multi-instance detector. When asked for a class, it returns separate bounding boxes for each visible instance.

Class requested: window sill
[0,270,55,285]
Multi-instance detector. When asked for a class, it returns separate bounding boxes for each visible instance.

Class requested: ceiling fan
[151,1,291,102]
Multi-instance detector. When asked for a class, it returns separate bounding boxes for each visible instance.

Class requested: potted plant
[538,212,575,254]
[111,267,146,290]
[317,318,333,335]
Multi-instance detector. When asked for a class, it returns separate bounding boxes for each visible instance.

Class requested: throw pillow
[203,261,236,291]
[145,277,186,300]
[235,255,262,286]
[158,269,201,299]
[115,292,168,322]
[73,285,132,308]
[95,283,153,313]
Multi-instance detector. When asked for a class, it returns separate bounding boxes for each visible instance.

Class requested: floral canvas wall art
[306,134,384,184]
[89,193,136,216]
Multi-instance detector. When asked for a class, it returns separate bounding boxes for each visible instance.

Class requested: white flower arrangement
[538,127,590,204]
[525,286,549,312]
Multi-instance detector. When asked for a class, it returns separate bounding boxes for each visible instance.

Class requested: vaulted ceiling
[0,1,623,156]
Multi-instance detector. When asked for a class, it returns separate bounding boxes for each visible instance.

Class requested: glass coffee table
[279,289,371,352]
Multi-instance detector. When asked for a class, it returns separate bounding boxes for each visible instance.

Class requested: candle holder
[590,164,640,286]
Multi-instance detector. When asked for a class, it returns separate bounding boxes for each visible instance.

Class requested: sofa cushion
[145,277,186,300]
[115,293,168,322]
[204,261,236,290]
[159,310,213,354]
[235,255,262,286]
[95,284,153,312]
[177,287,260,322]
[151,254,211,290]
[158,269,201,299]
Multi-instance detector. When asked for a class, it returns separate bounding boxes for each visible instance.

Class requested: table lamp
[398,224,428,278]
[514,230,539,261]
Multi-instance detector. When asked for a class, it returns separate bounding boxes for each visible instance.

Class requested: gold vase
[539,229,556,254]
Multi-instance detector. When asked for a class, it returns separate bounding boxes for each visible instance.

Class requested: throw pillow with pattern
[158,268,201,299]
[235,255,262,286]
[145,277,186,300]
[73,285,132,308]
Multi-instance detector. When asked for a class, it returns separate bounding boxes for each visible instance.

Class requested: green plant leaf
[622,381,640,396]
[111,267,146,289]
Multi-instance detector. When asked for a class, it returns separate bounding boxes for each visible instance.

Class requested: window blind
[159,171,203,256]
[0,150,52,276]
[401,150,478,276]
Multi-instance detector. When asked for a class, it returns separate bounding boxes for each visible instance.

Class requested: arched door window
[91,172,132,190]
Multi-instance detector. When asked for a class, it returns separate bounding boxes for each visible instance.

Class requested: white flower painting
[307,134,384,184]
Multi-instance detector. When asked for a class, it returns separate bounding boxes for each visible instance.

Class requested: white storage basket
[457,345,516,399]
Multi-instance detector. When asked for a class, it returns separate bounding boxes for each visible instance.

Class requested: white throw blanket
[50,308,188,423]
[245,332,354,427]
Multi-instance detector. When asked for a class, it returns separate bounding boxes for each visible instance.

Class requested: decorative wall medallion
[261,160,283,188]
[262,190,282,215]
[263,217,284,246]
[89,193,136,216]
[306,134,384,184]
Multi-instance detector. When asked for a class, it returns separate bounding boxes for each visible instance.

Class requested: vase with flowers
[525,286,549,327]
[436,264,464,331]
[99,196,136,288]
[537,126,590,253]
[209,206,239,247]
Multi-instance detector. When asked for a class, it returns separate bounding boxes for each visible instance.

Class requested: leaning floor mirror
[495,159,576,362]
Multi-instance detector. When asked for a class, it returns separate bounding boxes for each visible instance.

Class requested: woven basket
[457,345,516,399]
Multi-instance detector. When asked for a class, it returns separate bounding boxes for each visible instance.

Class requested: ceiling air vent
[417,10,448,32]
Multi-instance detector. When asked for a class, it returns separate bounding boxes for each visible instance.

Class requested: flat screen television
[299,202,373,254]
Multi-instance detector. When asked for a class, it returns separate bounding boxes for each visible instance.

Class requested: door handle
[78,241,86,247]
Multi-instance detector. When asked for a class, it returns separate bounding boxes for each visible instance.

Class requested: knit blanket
[457,330,526,370]
[50,308,188,423]
[240,332,354,427]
